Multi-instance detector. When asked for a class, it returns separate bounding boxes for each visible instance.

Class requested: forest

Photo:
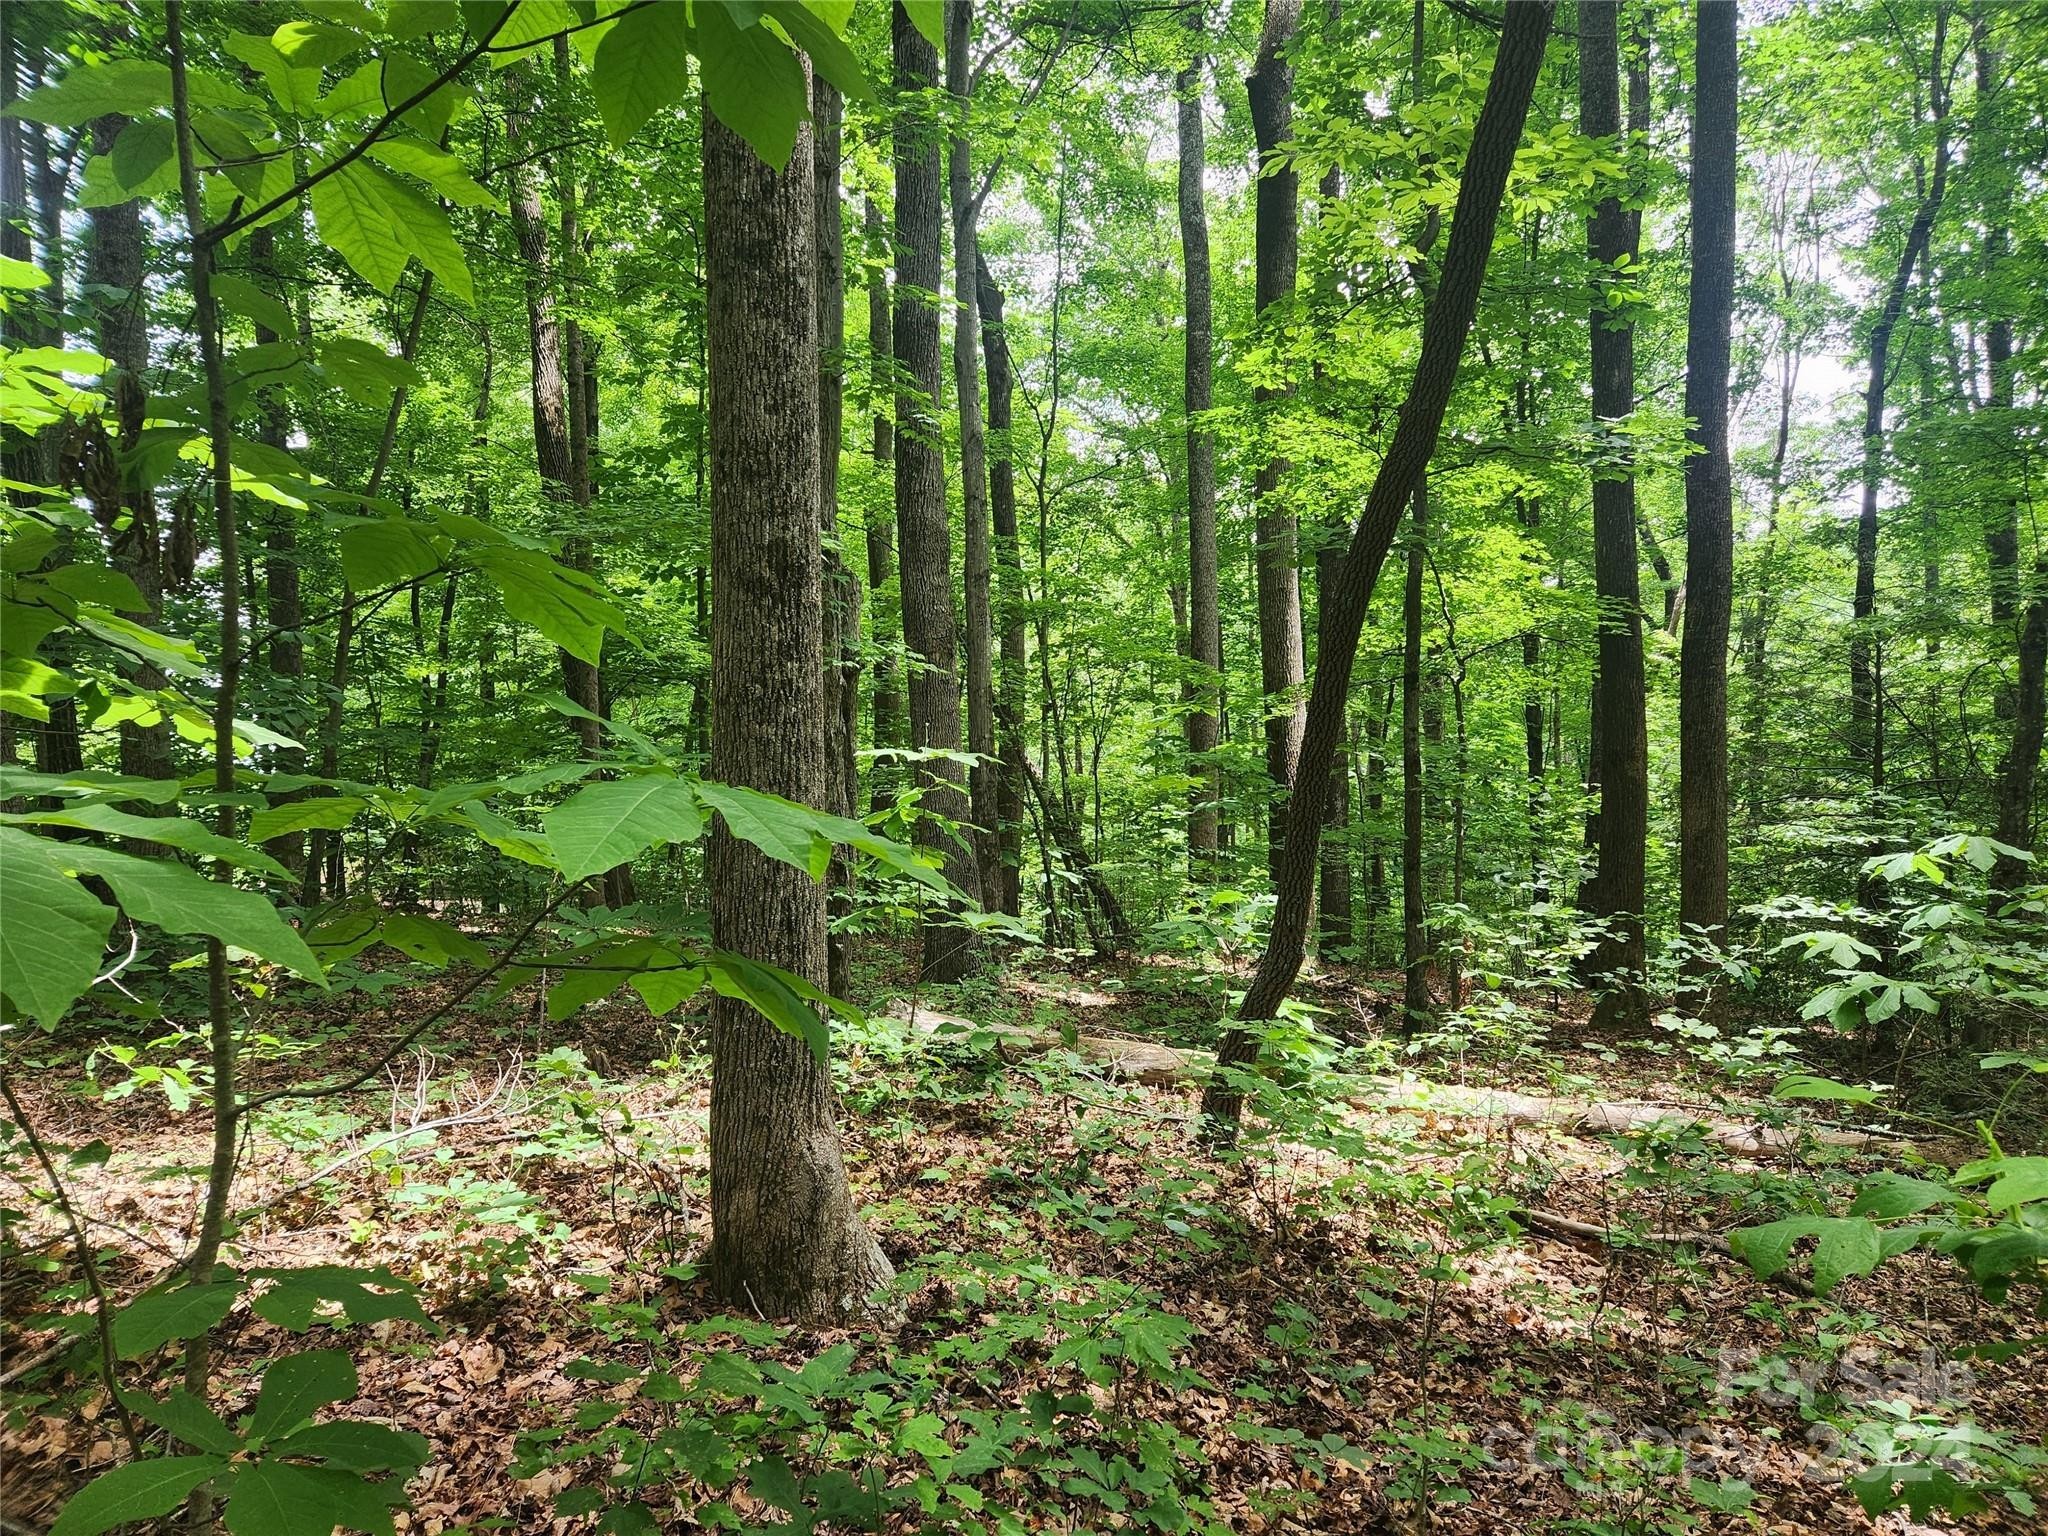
[1,0,2045,1531]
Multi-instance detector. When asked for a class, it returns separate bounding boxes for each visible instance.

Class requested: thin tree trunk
[702,87,893,1322]
[895,0,982,979]
[1402,483,1429,1029]
[1202,0,1556,1131]
[1580,0,1648,1028]
[1678,0,1737,958]
[863,198,906,810]
[1180,9,1222,874]
[977,255,1026,918]
[1248,0,1306,883]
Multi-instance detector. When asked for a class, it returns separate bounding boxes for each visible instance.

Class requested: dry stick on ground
[1201,0,1559,1135]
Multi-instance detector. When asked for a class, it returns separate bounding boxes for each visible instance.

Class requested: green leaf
[1977,1157,2048,1212]
[116,1282,239,1358]
[0,826,116,1023]
[7,61,174,127]
[336,517,444,589]
[695,0,807,172]
[317,338,422,407]
[487,0,580,64]
[901,0,944,48]
[48,1457,227,1536]
[381,913,490,969]
[1849,1173,1955,1221]
[248,796,369,844]
[248,1350,358,1441]
[1728,1216,1884,1296]
[365,137,499,208]
[59,842,326,983]
[706,952,829,1065]
[247,1265,433,1333]
[590,1,694,146]
[2,805,291,879]
[692,781,814,872]
[124,1390,242,1456]
[762,1,874,103]
[311,164,412,293]
[477,546,630,664]
[223,1458,400,1536]
[110,117,176,195]
[543,774,702,882]
[269,1421,428,1474]
[358,164,474,304]
[447,800,554,867]
[271,20,369,68]
[1772,1073,1881,1106]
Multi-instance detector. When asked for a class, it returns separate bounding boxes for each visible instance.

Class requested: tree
[895,0,983,979]
[1578,0,1649,1028]
[702,79,893,1322]
[1204,0,1559,1131]
[977,254,1027,918]
[1179,7,1222,874]
[1678,0,1738,960]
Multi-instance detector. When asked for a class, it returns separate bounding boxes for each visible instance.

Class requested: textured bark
[1580,0,1647,1028]
[814,78,859,999]
[977,255,1026,918]
[1248,0,1306,882]
[863,199,906,809]
[947,0,1000,910]
[1678,0,1737,951]
[703,95,893,1322]
[1402,484,1428,1028]
[1203,0,1555,1130]
[895,0,983,979]
[1179,9,1222,873]
[1021,752,1132,950]
[1851,9,1951,792]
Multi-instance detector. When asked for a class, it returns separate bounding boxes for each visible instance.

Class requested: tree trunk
[702,88,893,1322]
[1678,0,1737,957]
[1179,8,1223,874]
[1202,0,1556,1131]
[976,255,1027,918]
[947,0,1000,911]
[1580,0,1648,1029]
[862,199,906,811]
[1402,483,1429,1029]
[1248,0,1306,883]
[895,0,983,979]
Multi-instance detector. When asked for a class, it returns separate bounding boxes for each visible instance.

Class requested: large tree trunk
[1179,9,1223,875]
[814,78,860,999]
[1677,0,1737,956]
[1579,0,1648,1029]
[895,0,983,979]
[977,255,1027,918]
[702,89,893,1322]
[1401,484,1429,1028]
[1202,0,1556,1132]
[1248,0,1306,883]
[947,0,1000,911]
[1851,8,1952,798]
[862,198,907,810]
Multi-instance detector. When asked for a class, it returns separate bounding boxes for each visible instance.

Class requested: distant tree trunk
[1248,0,1307,883]
[1401,484,1429,1029]
[1179,9,1223,875]
[814,78,859,1000]
[977,255,1027,918]
[1579,0,1648,1029]
[1203,0,1556,1131]
[1365,681,1391,965]
[1020,752,1132,950]
[895,0,983,979]
[1678,0,1737,958]
[947,0,1001,910]
[1851,7,1952,796]
[862,199,906,809]
[1312,103,1353,954]
[702,87,893,1322]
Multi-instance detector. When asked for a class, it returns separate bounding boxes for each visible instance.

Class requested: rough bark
[702,92,893,1322]
[1248,0,1306,883]
[895,0,983,978]
[1202,0,1556,1131]
[977,255,1027,918]
[947,0,1000,911]
[1678,0,1737,952]
[863,198,906,810]
[1179,9,1222,874]
[1580,0,1648,1028]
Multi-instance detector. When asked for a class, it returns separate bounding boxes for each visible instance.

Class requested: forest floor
[4,945,2044,1535]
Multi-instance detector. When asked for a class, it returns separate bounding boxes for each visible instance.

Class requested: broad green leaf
[381,913,490,969]
[1849,1173,1955,1221]
[317,338,421,407]
[1,805,291,880]
[60,843,326,983]
[1978,1157,2048,1211]
[0,826,116,1023]
[7,61,174,127]
[706,952,829,1065]
[271,20,368,68]
[336,517,444,589]
[116,1282,239,1357]
[1729,1216,1884,1296]
[487,0,579,64]
[692,781,815,872]
[270,1421,428,1473]
[591,1,694,146]
[365,137,499,208]
[310,164,412,294]
[109,117,176,195]
[359,164,474,304]
[248,796,368,844]
[477,546,629,664]
[223,1457,400,1536]
[1772,1073,1881,1106]
[248,1349,357,1441]
[544,774,702,882]
[48,1457,227,1536]
[223,33,324,116]
[44,563,148,611]
[124,1390,241,1456]
[901,0,944,47]
[247,1265,434,1333]
[695,0,807,172]
[762,1,874,103]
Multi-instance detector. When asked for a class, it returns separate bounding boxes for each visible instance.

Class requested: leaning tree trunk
[977,255,1027,918]
[947,0,1001,911]
[895,0,983,979]
[1248,0,1306,884]
[1179,8,1223,874]
[702,87,894,1322]
[1579,0,1648,1029]
[1201,0,1556,1134]
[1677,0,1737,958]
